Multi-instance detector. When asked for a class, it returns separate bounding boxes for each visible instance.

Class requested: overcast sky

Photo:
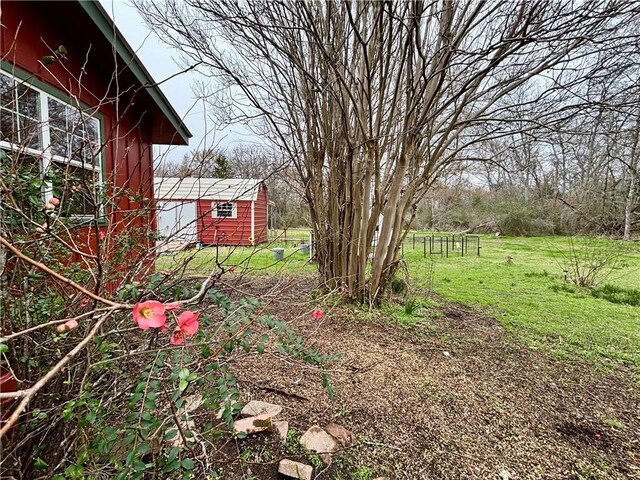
[99,0,255,163]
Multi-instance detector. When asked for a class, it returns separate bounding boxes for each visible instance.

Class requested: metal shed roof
[155,177,263,201]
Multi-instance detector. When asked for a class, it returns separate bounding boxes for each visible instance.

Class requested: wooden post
[446,236,449,257]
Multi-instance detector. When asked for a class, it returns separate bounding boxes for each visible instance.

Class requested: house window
[213,202,236,219]
[0,69,102,217]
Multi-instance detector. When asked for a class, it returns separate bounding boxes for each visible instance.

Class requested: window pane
[0,109,18,144]
[216,203,234,218]
[50,162,98,216]
[0,149,43,222]
[50,127,68,157]
[70,134,87,163]
[86,117,99,143]
[47,98,67,130]
[16,83,40,119]
[0,73,15,110]
[18,115,42,149]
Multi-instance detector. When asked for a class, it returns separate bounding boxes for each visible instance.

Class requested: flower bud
[49,198,60,206]
[44,203,55,211]
[65,319,79,330]
[56,324,67,333]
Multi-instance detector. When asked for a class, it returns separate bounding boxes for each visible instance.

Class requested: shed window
[213,202,236,219]
[0,70,103,217]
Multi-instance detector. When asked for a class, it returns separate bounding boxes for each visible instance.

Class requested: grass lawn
[157,232,640,370]
[405,235,640,370]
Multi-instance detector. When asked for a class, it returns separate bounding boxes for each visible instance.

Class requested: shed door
[157,201,197,241]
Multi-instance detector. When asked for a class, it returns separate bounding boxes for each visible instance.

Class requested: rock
[181,394,203,413]
[373,477,390,480]
[325,423,355,447]
[274,420,289,441]
[499,470,511,480]
[241,400,283,418]
[233,414,273,436]
[168,419,196,448]
[278,459,313,480]
[300,425,338,453]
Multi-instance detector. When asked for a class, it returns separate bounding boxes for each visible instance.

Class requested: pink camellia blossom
[311,308,324,320]
[65,319,79,330]
[132,301,167,330]
[49,197,60,206]
[170,311,200,345]
[99,231,106,240]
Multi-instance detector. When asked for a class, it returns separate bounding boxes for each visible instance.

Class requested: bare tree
[138,0,640,304]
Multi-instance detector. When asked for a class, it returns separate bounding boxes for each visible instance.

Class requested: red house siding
[1,1,161,274]
[254,184,268,243]
[197,200,255,246]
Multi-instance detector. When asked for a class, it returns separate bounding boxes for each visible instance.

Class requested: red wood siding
[197,200,254,246]
[1,1,156,280]
[254,184,268,243]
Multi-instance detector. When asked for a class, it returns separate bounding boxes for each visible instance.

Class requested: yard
[149,233,640,478]
[158,232,640,371]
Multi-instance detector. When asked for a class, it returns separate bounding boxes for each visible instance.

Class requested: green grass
[405,235,640,370]
[157,232,640,370]
[156,232,315,276]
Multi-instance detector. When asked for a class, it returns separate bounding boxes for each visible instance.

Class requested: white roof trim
[154,177,263,202]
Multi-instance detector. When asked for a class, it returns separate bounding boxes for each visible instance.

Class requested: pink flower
[65,319,79,330]
[133,301,167,330]
[80,298,90,307]
[170,311,199,345]
[49,197,60,206]
[311,308,324,320]
[164,302,182,311]
[99,231,106,240]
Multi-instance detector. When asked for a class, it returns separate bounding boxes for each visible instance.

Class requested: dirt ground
[207,274,639,480]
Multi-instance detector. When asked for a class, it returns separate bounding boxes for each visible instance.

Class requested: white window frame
[0,69,103,219]
[212,201,237,219]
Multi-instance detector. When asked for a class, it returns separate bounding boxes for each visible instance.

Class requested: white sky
[99,0,255,163]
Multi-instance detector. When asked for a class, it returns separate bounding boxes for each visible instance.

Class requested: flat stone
[274,420,289,441]
[325,423,355,447]
[233,414,273,436]
[181,394,203,413]
[300,425,338,453]
[241,400,283,418]
[499,470,512,480]
[278,459,313,480]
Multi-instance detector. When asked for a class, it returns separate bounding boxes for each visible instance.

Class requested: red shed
[1,1,191,270]
[155,177,268,246]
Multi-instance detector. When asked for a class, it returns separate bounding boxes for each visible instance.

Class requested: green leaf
[178,368,190,380]
[186,372,197,381]
[42,55,55,64]
[167,447,180,463]
[56,45,68,55]
[179,379,188,392]
[0,343,8,354]
[34,458,48,470]
[181,458,195,470]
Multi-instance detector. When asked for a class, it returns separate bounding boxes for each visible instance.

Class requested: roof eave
[80,1,192,146]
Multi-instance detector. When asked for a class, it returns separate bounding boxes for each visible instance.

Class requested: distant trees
[139,0,640,303]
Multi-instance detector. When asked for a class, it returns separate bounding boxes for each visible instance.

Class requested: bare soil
[207,274,640,480]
